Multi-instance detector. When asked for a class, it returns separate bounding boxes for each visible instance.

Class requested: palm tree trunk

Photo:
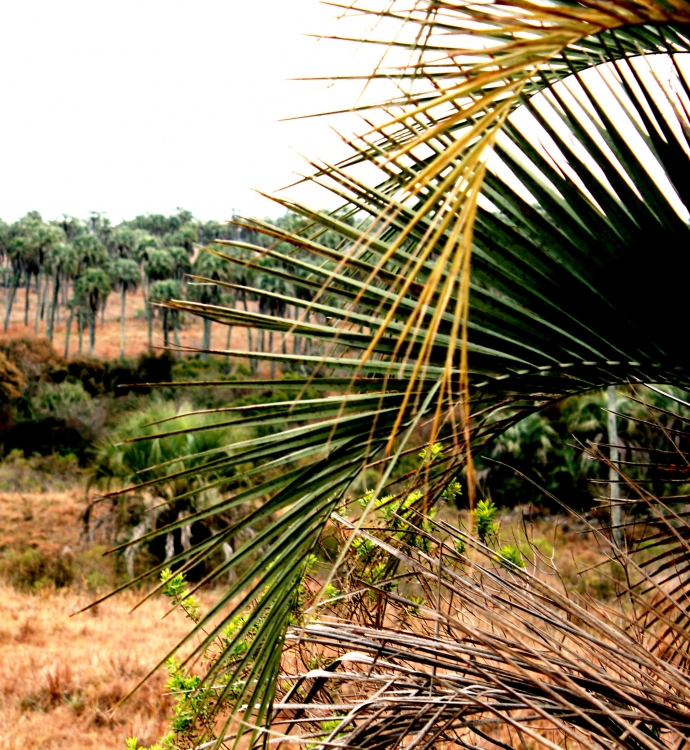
[24,271,31,326]
[89,309,96,354]
[267,330,275,379]
[48,273,60,341]
[607,386,623,550]
[4,268,20,332]
[163,308,170,348]
[101,298,106,327]
[224,292,235,359]
[202,318,211,360]
[240,291,255,371]
[120,288,126,359]
[173,311,181,353]
[64,308,74,358]
[40,273,49,321]
[147,305,153,350]
[78,310,83,353]
[34,271,43,334]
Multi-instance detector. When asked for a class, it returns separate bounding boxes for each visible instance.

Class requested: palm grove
[0,209,319,366]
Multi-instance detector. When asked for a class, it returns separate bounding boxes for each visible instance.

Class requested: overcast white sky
[0,0,369,225]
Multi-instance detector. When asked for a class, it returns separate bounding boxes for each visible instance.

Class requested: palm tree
[110,257,140,359]
[91,399,234,578]
[72,232,107,272]
[256,261,290,378]
[164,245,191,282]
[144,249,174,349]
[30,223,66,334]
[187,249,231,360]
[149,279,183,350]
[100,4,690,746]
[133,230,159,308]
[74,268,110,354]
[3,231,26,332]
[164,221,197,254]
[64,292,86,359]
[13,213,43,327]
[44,242,75,341]
[109,226,138,259]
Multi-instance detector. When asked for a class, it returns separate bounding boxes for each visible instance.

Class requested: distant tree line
[0,208,327,369]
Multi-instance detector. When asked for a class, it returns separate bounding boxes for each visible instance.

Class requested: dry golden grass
[0,490,85,553]
[0,489,199,749]
[0,489,614,749]
[0,583,199,750]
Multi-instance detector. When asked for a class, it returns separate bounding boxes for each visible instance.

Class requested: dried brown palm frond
[577,386,690,672]
[267,422,690,750]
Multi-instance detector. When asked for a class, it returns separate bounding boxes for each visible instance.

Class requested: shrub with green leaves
[3,548,75,591]
[29,380,92,422]
[471,498,499,544]
[127,563,313,750]
[497,544,526,570]
[91,399,247,577]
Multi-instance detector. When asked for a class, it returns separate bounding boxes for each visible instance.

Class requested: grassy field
[0,477,618,749]
[0,488,200,750]
[0,583,192,750]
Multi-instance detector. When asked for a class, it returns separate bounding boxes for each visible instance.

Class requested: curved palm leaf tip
[112,0,690,744]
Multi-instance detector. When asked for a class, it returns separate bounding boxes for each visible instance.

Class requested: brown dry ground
[0,584,193,750]
[0,284,266,363]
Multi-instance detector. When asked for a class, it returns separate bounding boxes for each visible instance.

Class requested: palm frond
[108,2,690,742]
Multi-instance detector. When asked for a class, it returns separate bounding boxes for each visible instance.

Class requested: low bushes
[0,450,82,492]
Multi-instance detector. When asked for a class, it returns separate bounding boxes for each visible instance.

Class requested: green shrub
[1,541,115,593]
[4,548,75,591]
[497,544,526,570]
[29,381,91,422]
[65,356,108,396]
[0,450,82,492]
[472,498,499,544]
[92,398,247,577]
